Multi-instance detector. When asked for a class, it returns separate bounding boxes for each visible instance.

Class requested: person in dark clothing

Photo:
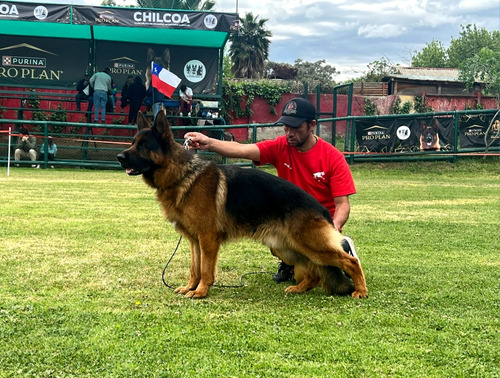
[75,73,93,112]
[120,76,134,111]
[127,76,147,125]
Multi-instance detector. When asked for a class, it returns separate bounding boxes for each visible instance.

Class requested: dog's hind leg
[292,220,368,298]
[174,240,201,295]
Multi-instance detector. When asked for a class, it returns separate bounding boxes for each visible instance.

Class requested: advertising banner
[0,35,90,88]
[95,41,219,95]
[459,113,500,148]
[356,117,454,153]
[73,6,239,32]
[0,1,70,23]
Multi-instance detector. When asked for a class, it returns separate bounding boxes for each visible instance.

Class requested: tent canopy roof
[0,20,229,48]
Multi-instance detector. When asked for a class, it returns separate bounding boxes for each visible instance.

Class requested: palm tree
[229,13,272,79]
[136,0,215,10]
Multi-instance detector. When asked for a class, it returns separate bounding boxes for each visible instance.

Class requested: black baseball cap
[275,98,316,128]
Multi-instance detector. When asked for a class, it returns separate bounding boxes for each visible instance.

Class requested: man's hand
[184,132,209,150]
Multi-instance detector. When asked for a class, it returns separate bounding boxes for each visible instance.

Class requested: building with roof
[383,67,484,96]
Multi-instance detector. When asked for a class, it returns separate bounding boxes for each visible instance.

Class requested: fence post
[42,122,49,169]
[349,118,356,164]
[453,111,459,163]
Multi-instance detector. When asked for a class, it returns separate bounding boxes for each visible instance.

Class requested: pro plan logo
[3,55,47,68]
[97,10,119,24]
[362,125,390,141]
[184,59,205,83]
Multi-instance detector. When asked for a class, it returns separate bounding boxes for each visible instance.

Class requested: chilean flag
[151,62,181,98]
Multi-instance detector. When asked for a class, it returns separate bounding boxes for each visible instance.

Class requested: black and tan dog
[117,111,368,299]
[420,119,441,151]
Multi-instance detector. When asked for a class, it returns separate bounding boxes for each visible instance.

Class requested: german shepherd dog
[117,111,368,299]
[420,119,441,151]
[144,47,171,92]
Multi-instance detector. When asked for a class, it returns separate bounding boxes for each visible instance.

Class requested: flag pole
[151,62,155,117]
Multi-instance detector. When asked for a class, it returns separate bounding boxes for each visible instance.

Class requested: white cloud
[357,24,408,39]
[458,0,499,10]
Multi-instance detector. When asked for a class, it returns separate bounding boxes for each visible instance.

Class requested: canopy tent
[0,19,231,48]
[0,2,238,97]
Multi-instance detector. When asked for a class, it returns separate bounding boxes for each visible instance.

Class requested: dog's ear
[162,48,171,70]
[137,111,150,131]
[153,110,174,142]
[146,48,156,63]
[432,118,439,131]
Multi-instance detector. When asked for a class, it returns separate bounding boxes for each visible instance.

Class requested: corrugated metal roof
[387,67,461,82]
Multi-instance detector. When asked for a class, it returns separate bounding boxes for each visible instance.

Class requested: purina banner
[0,35,89,88]
[0,1,70,23]
[356,117,454,153]
[459,113,500,148]
[72,6,239,32]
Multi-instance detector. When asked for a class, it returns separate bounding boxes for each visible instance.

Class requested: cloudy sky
[17,0,500,80]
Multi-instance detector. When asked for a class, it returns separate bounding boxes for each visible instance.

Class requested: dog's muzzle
[116,153,142,176]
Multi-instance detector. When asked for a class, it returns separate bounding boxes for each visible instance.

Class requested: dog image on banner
[420,119,441,151]
[117,111,368,299]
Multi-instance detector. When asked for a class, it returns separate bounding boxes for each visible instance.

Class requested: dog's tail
[320,266,355,296]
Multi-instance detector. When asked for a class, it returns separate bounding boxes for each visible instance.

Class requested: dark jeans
[75,93,93,111]
[39,153,55,161]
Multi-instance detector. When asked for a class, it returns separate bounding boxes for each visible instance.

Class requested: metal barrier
[1,108,498,169]
[0,118,230,169]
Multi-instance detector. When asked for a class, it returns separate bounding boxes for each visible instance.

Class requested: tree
[364,57,398,81]
[448,24,500,68]
[459,47,500,102]
[136,0,215,10]
[266,61,298,80]
[229,13,272,79]
[348,57,398,83]
[294,59,339,91]
[411,39,447,68]
[222,50,233,78]
[410,24,499,69]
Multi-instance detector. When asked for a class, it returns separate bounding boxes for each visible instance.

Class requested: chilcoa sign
[72,6,239,32]
[0,2,70,22]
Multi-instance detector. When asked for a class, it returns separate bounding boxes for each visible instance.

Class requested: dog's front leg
[184,233,220,299]
[175,240,201,295]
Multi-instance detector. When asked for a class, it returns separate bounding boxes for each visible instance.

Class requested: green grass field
[1,160,499,377]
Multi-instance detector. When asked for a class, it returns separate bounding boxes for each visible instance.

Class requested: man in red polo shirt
[184,97,359,283]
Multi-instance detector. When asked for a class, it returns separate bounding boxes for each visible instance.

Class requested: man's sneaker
[341,236,360,263]
[272,261,294,283]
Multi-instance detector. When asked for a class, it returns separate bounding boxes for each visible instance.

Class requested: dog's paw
[184,289,208,299]
[174,286,192,295]
[284,285,305,294]
[351,290,368,299]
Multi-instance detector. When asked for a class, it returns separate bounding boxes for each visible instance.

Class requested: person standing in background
[120,76,134,112]
[90,67,112,124]
[126,76,147,125]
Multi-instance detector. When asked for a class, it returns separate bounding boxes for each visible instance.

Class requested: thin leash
[161,235,272,290]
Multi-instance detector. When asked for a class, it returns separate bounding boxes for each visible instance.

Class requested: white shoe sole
[343,236,360,263]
